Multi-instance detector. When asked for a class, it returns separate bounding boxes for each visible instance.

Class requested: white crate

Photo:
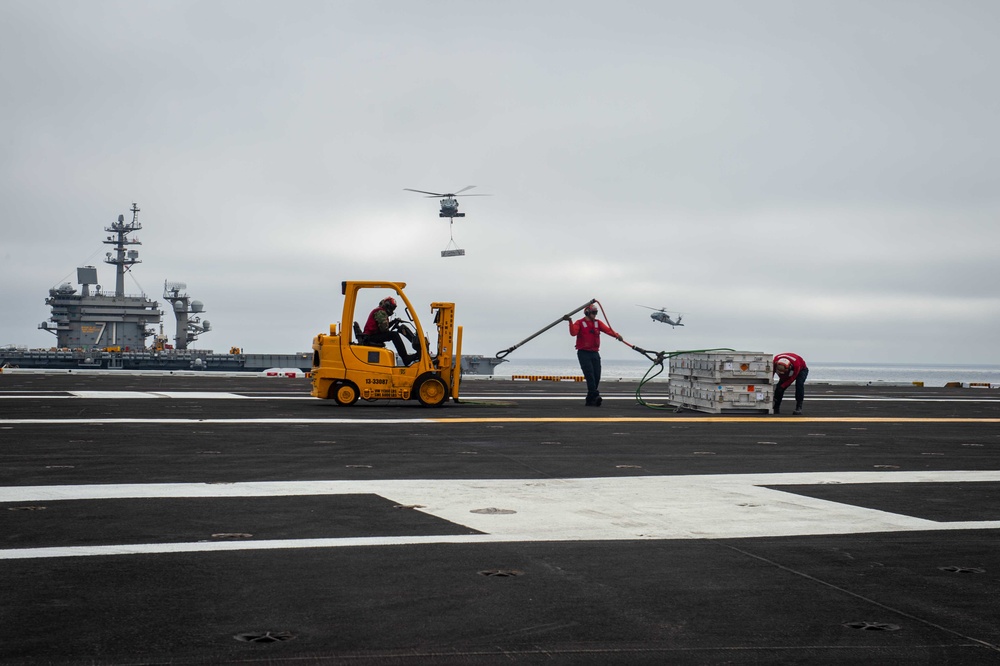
[668,379,773,414]
[670,352,772,382]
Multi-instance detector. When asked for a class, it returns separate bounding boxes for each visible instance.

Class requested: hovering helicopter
[403,186,491,218]
[638,305,685,327]
[404,186,492,257]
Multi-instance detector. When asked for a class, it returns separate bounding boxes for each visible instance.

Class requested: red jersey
[569,317,618,352]
[773,352,807,389]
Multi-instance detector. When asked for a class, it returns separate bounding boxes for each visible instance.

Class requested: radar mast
[104,203,143,297]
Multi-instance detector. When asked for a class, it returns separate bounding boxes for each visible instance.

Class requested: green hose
[633,347,736,410]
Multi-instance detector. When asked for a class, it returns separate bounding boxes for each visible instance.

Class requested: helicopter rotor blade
[453,193,492,197]
[454,185,477,194]
[638,304,687,315]
[403,188,446,197]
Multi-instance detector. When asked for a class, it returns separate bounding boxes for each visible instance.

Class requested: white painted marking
[67,391,158,399]
[1,418,434,425]
[67,391,246,399]
[151,392,246,399]
[0,389,996,403]
[4,416,1000,426]
[2,471,999,560]
[0,535,513,560]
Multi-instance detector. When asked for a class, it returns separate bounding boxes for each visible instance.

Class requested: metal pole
[496,299,597,359]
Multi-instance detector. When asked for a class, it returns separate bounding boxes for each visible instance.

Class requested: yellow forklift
[310,281,462,407]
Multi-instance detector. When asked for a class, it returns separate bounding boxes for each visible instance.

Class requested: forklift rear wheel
[415,376,448,407]
[331,382,359,406]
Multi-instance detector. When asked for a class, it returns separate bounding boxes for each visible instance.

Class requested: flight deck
[2,372,999,664]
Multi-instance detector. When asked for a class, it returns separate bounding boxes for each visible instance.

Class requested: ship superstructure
[39,204,160,350]
[163,281,210,350]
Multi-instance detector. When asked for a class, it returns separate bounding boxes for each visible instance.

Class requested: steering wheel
[395,321,417,341]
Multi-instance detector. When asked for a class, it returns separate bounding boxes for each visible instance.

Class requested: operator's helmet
[775,358,791,374]
[585,305,598,316]
[380,297,397,313]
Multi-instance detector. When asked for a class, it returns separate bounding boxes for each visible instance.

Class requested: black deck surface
[2,372,999,664]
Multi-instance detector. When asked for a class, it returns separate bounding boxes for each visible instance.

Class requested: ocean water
[489,358,1000,387]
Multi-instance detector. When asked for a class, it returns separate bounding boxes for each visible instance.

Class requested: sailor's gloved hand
[563,315,571,322]
[616,334,623,341]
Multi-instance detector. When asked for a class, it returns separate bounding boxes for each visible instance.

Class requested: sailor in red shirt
[773,352,808,415]
[362,297,419,365]
[565,304,622,406]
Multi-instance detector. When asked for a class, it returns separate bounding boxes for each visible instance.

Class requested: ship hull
[1,350,505,374]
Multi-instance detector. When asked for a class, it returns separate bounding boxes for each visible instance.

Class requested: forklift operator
[362,297,419,365]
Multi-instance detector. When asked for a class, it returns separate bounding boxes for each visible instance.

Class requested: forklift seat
[353,322,384,347]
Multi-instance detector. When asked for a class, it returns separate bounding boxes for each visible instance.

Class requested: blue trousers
[774,367,809,412]
[577,350,602,404]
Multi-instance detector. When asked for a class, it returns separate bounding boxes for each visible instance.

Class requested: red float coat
[569,317,618,352]
[362,307,391,336]
[773,352,807,389]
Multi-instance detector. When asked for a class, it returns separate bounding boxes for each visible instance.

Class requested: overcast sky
[2,0,998,365]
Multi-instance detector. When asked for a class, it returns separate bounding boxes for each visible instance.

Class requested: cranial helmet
[380,297,397,312]
[585,305,598,316]
[775,358,791,373]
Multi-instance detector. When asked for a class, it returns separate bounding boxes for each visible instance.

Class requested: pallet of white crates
[668,351,773,414]
[667,380,773,414]
[669,351,772,382]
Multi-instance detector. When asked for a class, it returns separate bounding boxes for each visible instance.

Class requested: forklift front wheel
[415,375,449,407]
[331,381,360,406]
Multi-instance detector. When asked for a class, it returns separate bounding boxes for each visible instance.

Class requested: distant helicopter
[403,186,491,218]
[638,305,685,327]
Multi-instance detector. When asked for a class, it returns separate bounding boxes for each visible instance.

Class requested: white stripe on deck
[0,390,998,403]
[3,470,999,560]
[5,417,1000,425]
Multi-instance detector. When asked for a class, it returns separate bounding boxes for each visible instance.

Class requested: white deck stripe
[3,471,999,559]
[3,416,1000,425]
[0,390,998,403]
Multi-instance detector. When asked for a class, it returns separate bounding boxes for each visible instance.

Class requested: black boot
[792,402,803,415]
